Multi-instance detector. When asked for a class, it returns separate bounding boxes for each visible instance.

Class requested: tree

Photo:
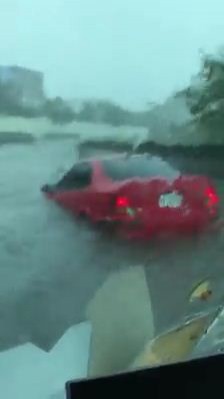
[43,97,76,124]
[77,101,96,122]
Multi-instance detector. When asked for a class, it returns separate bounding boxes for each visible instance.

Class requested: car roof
[82,152,168,164]
[80,152,128,164]
[91,153,180,180]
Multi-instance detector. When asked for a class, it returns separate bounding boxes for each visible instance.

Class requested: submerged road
[0,140,224,376]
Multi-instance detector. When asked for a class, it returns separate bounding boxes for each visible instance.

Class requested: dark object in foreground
[42,154,219,239]
[66,353,224,399]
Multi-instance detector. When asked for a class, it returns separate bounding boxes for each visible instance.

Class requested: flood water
[0,139,223,366]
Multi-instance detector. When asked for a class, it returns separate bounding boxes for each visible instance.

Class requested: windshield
[1,1,224,398]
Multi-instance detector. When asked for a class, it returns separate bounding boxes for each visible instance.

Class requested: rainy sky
[0,0,224,109]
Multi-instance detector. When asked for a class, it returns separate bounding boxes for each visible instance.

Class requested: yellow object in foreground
[131,315,209,369]
[190,280,212,302]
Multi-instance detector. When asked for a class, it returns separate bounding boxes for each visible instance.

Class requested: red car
[41,154,219,239]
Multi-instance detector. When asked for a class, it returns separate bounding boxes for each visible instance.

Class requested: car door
[54,162,92,214]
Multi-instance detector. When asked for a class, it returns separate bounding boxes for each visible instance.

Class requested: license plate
[159,192,183,208]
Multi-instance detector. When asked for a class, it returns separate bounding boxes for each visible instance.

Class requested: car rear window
[102,156,179,181]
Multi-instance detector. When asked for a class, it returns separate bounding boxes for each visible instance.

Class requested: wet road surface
[0,140,224,370]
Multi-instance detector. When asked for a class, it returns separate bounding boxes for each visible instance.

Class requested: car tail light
[116,196,130,208]
[114,195,136,218]
[204,185,219,214]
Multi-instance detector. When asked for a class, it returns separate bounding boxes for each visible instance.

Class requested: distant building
[0,65,45,107]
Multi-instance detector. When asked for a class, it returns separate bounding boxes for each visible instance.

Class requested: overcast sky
[0,0,223,109]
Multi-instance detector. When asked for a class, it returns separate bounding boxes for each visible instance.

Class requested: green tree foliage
[189,80,224,115]
[77,101,96,122]
[42,97,76,124]
[77,100,134,126]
